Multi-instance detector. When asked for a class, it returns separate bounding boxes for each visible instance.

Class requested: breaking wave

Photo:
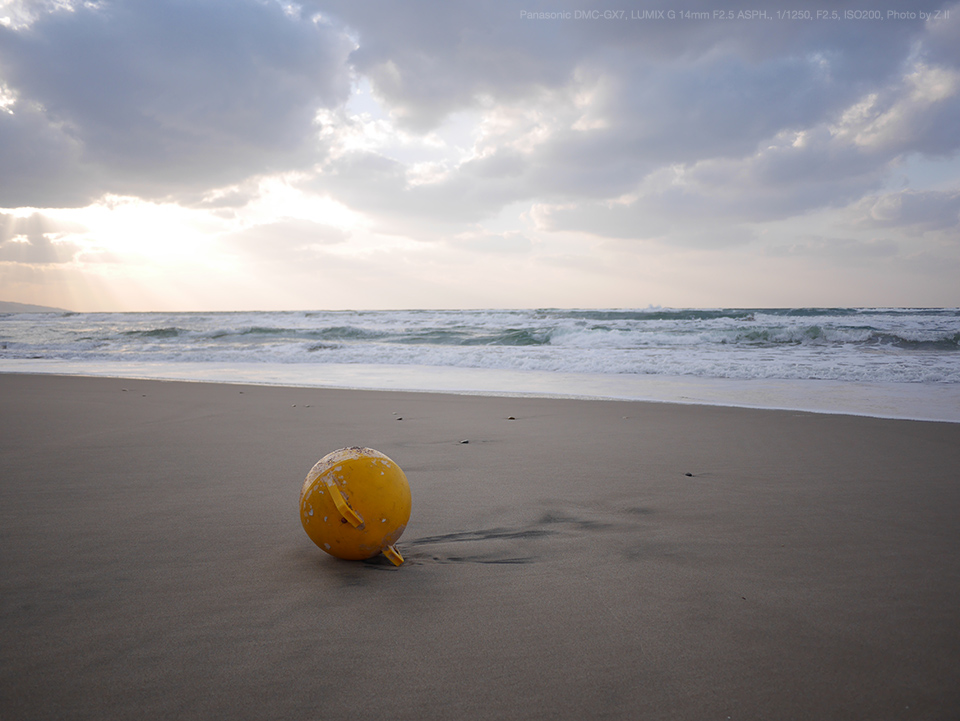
[1,307,958,384]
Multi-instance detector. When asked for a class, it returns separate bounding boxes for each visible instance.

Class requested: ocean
[2,307,959,422]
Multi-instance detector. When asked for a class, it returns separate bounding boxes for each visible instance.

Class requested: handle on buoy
[382,545,404,566]
[327,483,365,529]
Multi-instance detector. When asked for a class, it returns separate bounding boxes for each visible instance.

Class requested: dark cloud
[0,0,353,207]
[2,0,958,255]
[532,129,893,239]
[308,150,526,231]
[301,0,958,234]
[0,101,93,207]
[923,4,960,67]
[310,0,931,132]
[528,50,960,240]
[303,1,583,132]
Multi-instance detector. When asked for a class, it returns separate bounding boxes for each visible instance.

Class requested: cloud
[0,212,85,263]
[307,148,530,234]
[0,211,87,238]
[223,217,349,261]
[2,0,958,312]
[853,189,960,232]
[0,0,353,207]
[0,99,92,207]
[303,0,585,132]
[830,62,960,156]
[446,230,532,254]
[923,3,960,67]
[0,234,81,263]
[765,235,900,260]
[531,128,892,241]
[5,0,956,228]
[310,0,929,132]
[288,0,958,240]
[531,48,960,242]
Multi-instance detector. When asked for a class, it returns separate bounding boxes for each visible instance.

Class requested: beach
[2,372,959,720]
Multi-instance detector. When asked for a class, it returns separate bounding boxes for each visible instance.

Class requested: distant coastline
[0,300,71,313]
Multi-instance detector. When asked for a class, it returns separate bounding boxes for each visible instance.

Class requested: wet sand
[1,373,959,720]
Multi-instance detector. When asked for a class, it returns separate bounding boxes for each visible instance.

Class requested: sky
[1,0,959,311]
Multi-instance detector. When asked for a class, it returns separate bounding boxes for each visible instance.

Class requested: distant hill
[0,300,72,313]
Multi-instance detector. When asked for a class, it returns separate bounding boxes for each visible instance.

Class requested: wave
[203,324,553,346]
[2,307,958,384]
[544,307,960,322]
[868,331,960,351]
[121,327,184,338]
[726,328,960,349]
[206,325,389,342]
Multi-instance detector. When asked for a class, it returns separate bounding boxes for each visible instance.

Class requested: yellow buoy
[299,447,411,566]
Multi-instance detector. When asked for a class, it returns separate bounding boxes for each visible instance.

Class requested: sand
[1,373,959,720]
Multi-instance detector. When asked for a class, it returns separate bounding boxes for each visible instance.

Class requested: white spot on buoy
[324,516,328,522]
[324,543,331,550]
[308,508,314,516]
[381,518,387,523]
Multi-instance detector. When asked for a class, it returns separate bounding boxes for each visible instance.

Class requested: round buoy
[299,447,411,566]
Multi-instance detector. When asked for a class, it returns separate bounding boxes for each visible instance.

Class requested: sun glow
[239,176,363,231]
[58,196,218,263]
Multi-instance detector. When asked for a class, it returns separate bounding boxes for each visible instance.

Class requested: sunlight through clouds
[1,0,958,310]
